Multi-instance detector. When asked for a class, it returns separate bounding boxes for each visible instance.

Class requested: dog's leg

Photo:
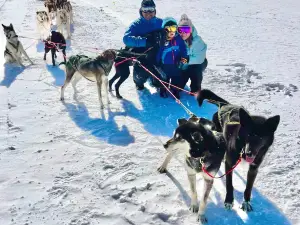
[102,76,111,105]
[96,78,104,109]
[157,152,173,173]
[71,73,82,92]
[44,48,50,60]
[115,72,129,99]
[51,48,56,66]
[61,69,75,101]
[11,53,25,67]
[108,72,120,92]
[184,163,199,214]
[242,164,258,212]
[62,48,66,62]
[67,19,71,39]
[224,155,236,210]
[197,176,213,224]
[20,45,34,65]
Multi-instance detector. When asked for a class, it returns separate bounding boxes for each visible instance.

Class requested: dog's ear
[9,23,14,30]
[2,24,6,29]
[265,115,280,133]
[196,90,204,106]
[177,118,187,126]
[103,50,116,60]
[188,115,200,124]
[199,117,214,128]
[239,108,252,128]
[191,132,203,144]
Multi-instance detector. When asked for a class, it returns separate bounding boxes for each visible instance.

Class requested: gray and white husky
[59,49,117,110]
[2,23,33,67]
[157,117,227,223]
[36,11,51,40]
[56,8,71,39]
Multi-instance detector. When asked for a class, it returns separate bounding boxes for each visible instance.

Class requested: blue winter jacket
[156,18,188,65]
[123,16,163,48]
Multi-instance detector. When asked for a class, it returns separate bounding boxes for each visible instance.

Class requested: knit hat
[178,14,193,27]
[141,0,156,8]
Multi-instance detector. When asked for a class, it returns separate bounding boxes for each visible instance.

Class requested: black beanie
[141,0,156,8]
[164,21,177,27]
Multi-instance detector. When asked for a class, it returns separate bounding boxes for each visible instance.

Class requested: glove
[145,31,163,47]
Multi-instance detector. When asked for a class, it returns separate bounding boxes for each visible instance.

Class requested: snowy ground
[0,0,300,224]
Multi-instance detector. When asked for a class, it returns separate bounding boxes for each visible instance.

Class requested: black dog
[157,116,226,223]
[44,30,66,66]
[108,29,166,99]
[197,89,280,211]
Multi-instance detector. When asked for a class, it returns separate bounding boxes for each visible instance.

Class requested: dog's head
[163,118,214,158]
[101,49,117,61]
[238,108,280,163]
[2,23,18,40]
[36,11,49,22]
[57,9,68,21]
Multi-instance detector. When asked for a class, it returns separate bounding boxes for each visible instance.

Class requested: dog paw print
[265,83,298,96]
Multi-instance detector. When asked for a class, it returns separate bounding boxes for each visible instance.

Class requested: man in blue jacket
[123,0,163,90]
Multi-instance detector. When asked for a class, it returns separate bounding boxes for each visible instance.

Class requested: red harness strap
[201,157,242,179]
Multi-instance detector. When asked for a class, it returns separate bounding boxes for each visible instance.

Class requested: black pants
[181,58,208,92]
[133,61,163,88]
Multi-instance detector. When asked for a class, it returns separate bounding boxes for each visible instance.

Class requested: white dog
[36,11,51,40]
[56,8,71,39]
[2,23,33,67]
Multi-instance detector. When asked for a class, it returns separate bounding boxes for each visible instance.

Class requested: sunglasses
[178,26,192,34]
[141,7,155,13]
[165,25,177,32]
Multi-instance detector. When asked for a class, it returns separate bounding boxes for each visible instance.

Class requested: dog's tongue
[245,156,255,164]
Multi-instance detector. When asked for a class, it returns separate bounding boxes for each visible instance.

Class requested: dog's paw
[157,166,167,173]
[197,214,208,224]
[189,204,199,213]
[224,202,233,210]
[60,97,65,101]
[100,105,105,110]
[241,201,253,212]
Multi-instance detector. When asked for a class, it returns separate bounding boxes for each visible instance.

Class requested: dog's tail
[59,61,66,66]
[197,89,230,107]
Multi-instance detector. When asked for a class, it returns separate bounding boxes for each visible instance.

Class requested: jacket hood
[162,17,177,28]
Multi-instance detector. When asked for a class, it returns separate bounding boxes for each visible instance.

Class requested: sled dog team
[2,0,281,223]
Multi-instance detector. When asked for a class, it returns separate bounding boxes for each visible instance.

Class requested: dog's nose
[163,143,168,149]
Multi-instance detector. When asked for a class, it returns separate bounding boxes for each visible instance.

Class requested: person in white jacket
[178,14,208,93]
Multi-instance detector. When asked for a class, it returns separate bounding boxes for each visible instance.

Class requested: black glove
[145,30,164,48]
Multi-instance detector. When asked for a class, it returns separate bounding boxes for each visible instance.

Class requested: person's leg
[202,58,208,72]
[170,67,182,99]
[189,64,203,93]
[133,63,149,90]
[180,67,191,90]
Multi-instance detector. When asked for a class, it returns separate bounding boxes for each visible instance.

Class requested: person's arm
[123,22,147,47]
[189,36,207,64]
[178,36,189,62]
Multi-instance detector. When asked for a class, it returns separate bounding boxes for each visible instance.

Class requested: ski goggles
[165,25,177,32]
[141,7,155,13]
[178,26,192,34]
